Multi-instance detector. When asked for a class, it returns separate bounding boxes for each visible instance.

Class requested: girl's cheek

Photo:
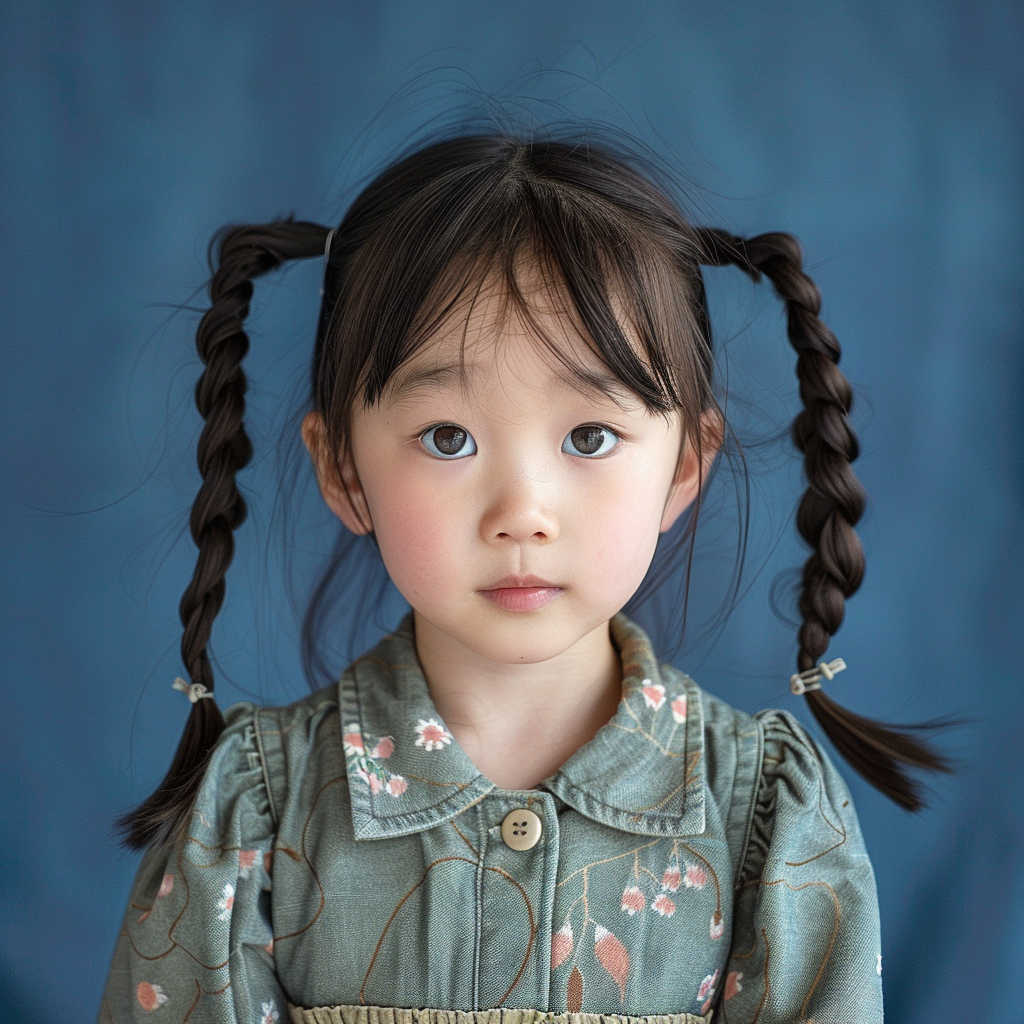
[585,478,668,578]
[369,479,472,595]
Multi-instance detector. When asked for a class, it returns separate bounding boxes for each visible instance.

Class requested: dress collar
[338,613,706,840]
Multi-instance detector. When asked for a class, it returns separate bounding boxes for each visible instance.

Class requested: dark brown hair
[117,132,949,850]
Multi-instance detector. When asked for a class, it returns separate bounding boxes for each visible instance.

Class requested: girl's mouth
[478,575,563,612]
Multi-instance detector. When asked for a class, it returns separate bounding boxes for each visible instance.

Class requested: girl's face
[304,275,714,668]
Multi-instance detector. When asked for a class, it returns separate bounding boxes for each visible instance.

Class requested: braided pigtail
[697,228,950,811]
[116,219,331,850]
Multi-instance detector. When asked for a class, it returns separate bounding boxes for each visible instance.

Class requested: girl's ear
[660,409,724,533]
[301,411,373,535]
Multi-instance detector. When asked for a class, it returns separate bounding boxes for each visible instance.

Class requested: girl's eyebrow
[387,358,641,410]
[386,361,476,400]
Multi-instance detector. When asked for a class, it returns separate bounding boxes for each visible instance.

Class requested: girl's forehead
[386,321,640,411]
[382,271,645,410]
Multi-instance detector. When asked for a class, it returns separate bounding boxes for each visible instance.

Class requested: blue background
[1,2,1022,1021]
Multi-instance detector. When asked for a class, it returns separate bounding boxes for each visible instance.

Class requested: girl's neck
[412,610,623,790]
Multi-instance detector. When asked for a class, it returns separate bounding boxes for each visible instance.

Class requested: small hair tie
[172,676,214,704]
[790,658,847,696]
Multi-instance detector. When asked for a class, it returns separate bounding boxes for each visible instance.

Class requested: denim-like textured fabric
[98,615,883,1023]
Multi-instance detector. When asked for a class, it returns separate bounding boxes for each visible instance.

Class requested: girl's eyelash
[562,423,623,458]
[418,422,477,459]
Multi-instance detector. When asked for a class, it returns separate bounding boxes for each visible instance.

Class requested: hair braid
[117,218,331,850]
[696,227,951,810]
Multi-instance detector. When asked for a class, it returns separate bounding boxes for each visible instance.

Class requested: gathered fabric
[286,1004,712,1024]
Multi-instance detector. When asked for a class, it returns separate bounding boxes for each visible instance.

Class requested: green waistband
[287,1004,712,1024]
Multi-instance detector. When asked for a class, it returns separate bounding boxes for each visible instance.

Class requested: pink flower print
[684,862,707,889]
[342,723,365,756]
[415,717,452,751]
[217,883,235,921]
[355,764,383,793]
[136,982,168,1011]
[724,971,743,1001]
[264,939,274,955]
[652,893,676,917]
[260,1000,280,1024]
[641,679,665,710]
[386,774,407,797]
[661,864,681,892]
[710,910,725,940]
[671,694,687,724]
[621,884,646,915]
[238,850,258,879]
[371,735,395,758]
[697,968,719,1002]
[551,921,574,970]
[594,925,629,1001]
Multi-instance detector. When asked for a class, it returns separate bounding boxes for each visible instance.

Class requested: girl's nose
[479,475,560,546]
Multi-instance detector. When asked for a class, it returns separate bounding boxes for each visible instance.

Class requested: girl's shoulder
[659,660,866,869]
[212,679,344,828]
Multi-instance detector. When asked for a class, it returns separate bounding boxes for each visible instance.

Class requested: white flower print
[698,968,719,1001]
[136,982,168,1011]
[414,717,452,751]
[652,893,676,917]
[671,694,687,723]
[217,883,235,921]
[684,862,707,889]
[238,850,258,879]
[260,999,280,1024]
[641,679,665,710]
[621,884,645,915]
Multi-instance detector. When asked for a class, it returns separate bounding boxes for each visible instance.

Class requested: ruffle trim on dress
[288,1005,712,1024]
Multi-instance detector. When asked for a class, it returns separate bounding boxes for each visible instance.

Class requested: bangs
[315,135,716,450]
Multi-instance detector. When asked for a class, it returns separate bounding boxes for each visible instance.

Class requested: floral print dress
[98,614,883,1024]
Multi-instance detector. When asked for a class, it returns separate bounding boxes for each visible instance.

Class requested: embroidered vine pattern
[610,676,689,758]
[551,856,633,1010]
[123,841,274,1016]
[552,836,725,1013]
[343,721,408,797]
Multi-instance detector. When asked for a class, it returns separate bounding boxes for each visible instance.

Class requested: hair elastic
[172,676,214,704]
[790,658,847,696]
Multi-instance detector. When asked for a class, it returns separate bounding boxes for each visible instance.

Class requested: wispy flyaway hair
[117,132,950,851]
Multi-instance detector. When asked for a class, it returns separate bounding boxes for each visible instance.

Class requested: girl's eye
[420,423,477,459]
[562,424,620,458]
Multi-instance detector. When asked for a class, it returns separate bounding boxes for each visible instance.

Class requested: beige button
[501,808,543,851]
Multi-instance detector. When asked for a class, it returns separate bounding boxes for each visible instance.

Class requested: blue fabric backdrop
[1,2,1021,1021]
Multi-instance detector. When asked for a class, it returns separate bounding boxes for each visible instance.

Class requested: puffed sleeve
[719,710,883,1023]
[98,703,286,1024]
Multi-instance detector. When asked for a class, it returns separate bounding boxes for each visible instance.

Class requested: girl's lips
[479,586,563,612]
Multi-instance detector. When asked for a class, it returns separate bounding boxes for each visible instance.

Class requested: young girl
[99,133,946,1024]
